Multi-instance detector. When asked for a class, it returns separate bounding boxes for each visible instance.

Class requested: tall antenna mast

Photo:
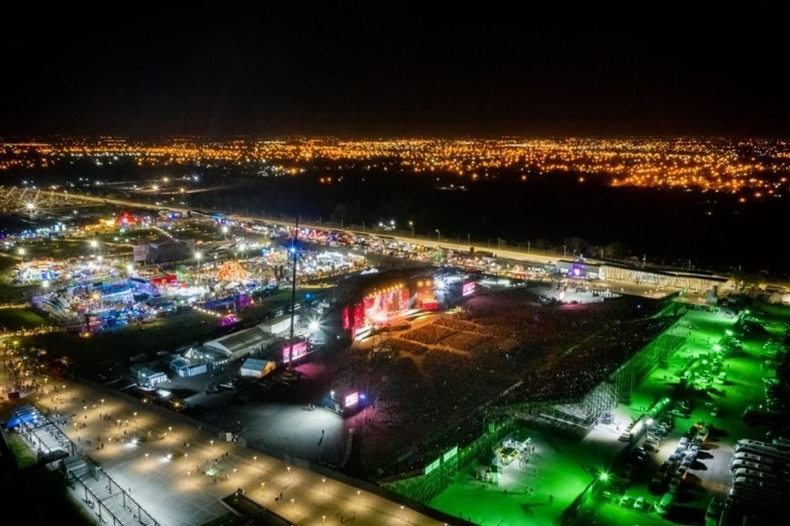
[287,216,299,373]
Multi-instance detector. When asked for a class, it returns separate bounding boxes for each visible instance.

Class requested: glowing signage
[443,445,458,462]
[344,391,359,407]
[424,457,441,475]
[220,314,238,327]
[282,341,308,363]
[462,281,476,297]
[421,299,439,310]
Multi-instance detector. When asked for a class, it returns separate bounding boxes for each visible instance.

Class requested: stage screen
[462,281,476,297]
[344,391,359,407]
[282,341,308,363]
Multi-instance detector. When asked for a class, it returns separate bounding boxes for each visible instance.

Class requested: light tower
[283,216,300,381]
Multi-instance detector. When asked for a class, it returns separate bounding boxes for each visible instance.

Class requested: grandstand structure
[600,262,735,295]
[471,324,682,440]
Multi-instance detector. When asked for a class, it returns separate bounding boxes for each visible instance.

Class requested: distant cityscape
[2,136,790,200]
[3,135,790,277]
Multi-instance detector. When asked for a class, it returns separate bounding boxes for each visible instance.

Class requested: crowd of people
[0,342,48,399]
[337,286,676,478]
[510,314,681,403]
[400,323,457,346]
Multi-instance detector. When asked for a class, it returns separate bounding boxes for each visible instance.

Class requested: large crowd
[509,314,681,403]
[0,343,48,399]
[400,323,457,346]
[331,286,676,477]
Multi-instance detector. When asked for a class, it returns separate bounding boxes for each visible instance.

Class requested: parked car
[668,477,682,494]
[644,441,660,452]
[601,490,618,503]
[655,492,675,516]
[649,474,667,494]
[705,497,722,526]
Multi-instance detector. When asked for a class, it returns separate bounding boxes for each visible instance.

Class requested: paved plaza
[6,378,460,526]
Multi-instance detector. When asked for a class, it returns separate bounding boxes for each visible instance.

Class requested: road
[39,190,586,268]
[38,190,720,304]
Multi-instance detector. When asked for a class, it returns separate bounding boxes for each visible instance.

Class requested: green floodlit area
[416,305,790,526]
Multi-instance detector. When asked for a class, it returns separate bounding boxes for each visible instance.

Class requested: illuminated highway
[37,189,704,304]
[39,190,581,268]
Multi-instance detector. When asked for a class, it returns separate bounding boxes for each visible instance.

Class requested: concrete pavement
[19,379,460,526]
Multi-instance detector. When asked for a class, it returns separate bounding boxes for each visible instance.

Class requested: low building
[257,314,296,336]
[169,356,208,377]
[239,357,277,378]
[202,326,276,361]
[193,346,232,369]
[130,364,169,388]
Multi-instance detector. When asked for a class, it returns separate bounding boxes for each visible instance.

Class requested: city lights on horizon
[1,136,790,200]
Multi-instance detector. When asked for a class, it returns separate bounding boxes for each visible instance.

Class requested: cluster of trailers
[720,438,790,523]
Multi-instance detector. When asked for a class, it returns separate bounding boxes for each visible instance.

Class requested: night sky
[3,5,789,138]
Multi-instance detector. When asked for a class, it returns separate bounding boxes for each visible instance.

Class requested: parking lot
[576,307,788,525]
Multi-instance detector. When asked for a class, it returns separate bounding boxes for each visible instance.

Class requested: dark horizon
[3,7,790,139]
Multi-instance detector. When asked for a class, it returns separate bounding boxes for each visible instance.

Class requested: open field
[0,308,47,331]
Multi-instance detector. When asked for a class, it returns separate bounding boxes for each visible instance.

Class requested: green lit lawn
[6,432,38,468]
[429,428,600,526]
[573,306,785,525]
